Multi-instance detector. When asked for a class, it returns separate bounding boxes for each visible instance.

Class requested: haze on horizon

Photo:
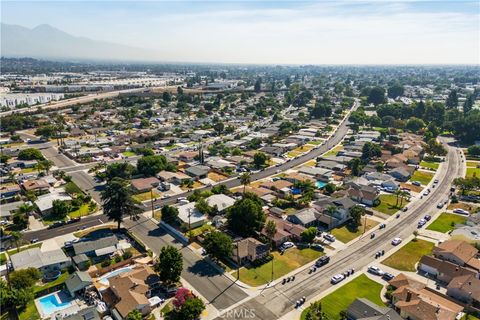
[1,0,479,65]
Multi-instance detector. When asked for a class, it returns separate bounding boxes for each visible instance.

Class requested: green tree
[425,138,447,157]
[446,89,458,109]
[405,117,425,132]
[17,148,44,160]
[467,145,480,157]
[195,198,212,215]
[10,231,22,253]
[161,205,179,224]
[178,296,205,320]
[254,78,262,93]
[367,87,386,105]
[51,200,70,218]
[203,231,233,260]
[349,205,366,229]
[349,158,362,176]
[301,227,317,243]
[227,197,265,237]
[310,103,332,119]
[105,162,136,181]
[154,245,183,284]
[323,183,336,195]
[361,142,382,160]
[304,300,327,320]
[101,178,139,229]
[387,83,404,99]
[9,268,42,289]
[253,152,268,169]
[137,155,176,176]
[265,219,277,248]
[240,172,251,194]
[213,122,225,134]
[35,124,56,139]
[126,310,143,320]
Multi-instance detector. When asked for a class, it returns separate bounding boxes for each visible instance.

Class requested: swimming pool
[98,266,133,285]
[37,292,74,316]
[316,181,327,189]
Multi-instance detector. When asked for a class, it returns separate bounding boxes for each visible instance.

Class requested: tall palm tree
[18,203,34,215]
[240,172,251,195]
[325,205,337,230]
[101,177,139,230]
[394,189,402,207]
[10,231,22,253]
[399,190,409,207]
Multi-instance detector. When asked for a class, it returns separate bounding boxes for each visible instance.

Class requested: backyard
[374,194,408,215]
[34,271,70,293]
[427,213,467,233]
[18,300,40,320]
[235,248,324,286]
[382,239,435,271]
[301,274,385,320]
[331,218,379,243]
[410,170,435,186]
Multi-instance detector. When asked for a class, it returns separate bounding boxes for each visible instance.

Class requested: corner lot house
[177,202,206,229]
[432,240,480,271]
[35,191,72,215]
[205,194,235,213]
[10,247,71,273]
[130,177,160,193]
[347,298,402,320]
[72,235,119,257]
[232,237,270,264]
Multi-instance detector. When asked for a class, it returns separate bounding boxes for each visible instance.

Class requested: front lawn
[301,274,385,320]
[68,204,92,218]
[7,243,42,256]
[42,214,68,225]
[122,151,136,157]
[331,218,379,243]
[427,213,467,233]
[132,190,160,202]
[323,145,343,157]
[235,248,324,286]
[382,239,434,271]
[420,161,439,171]
[0,252,6,265]
[466,167,480,178]
[374,194,408,215]
[64,181,84,195]
[410,170,434,186]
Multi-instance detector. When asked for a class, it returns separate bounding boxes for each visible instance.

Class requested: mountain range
[1,23,160,62]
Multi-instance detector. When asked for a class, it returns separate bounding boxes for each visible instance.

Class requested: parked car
[368,265,385,276]
[424,215,431,221]
[453,208,470,215]
[434,179,439,184]
[310,243,324,251]
[315,256,330,267]
[412,181,421,186]
[391,237,402,245]
[330,274,345,284]
[280,242,295,250]
[382,273,395,281]
[30,238,39,244]
[323,234,336,242]
[379,223,386,229]
[402,207,408,212]
[437,202,444,209]
[423,190,430,196]
[418,219,427,228]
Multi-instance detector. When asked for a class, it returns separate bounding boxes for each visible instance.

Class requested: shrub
[101,259,111,267]
[122,250,133,260]
[114,255,122,263]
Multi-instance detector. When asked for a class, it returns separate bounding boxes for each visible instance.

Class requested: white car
[281,242,295,250]
[418,219,427,228]
[453,208,470,215]
[368,266,385,276]
[323,234,336,242]
[391,237,402,246]
[330,274,345,284]
[423,190,430,196]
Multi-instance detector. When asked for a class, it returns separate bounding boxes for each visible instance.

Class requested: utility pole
[150,188,155,219]
[236,240,240,280]
[363,214,367,235]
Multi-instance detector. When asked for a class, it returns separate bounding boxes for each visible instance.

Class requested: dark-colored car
[315,256,330,267]
[382,273,395,281]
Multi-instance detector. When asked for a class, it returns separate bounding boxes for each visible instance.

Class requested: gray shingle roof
[73,235,118,255]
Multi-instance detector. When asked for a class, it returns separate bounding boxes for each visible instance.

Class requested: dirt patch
[401,182,423,193]
[447,202,478,211]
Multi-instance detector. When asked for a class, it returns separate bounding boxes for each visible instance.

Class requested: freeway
[216,137,462,320]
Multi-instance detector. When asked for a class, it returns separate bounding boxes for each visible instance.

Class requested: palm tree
[101,177,139,230]
[240,172,251,195]
[18,203,34,215]
[265,220,277,249]
[37,160,54,175]
[325,205,337,230]
[10,231,22,253]
[399,190,409,207]
[394,189,402,207]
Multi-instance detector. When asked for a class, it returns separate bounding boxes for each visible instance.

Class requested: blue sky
[2,1,479,64]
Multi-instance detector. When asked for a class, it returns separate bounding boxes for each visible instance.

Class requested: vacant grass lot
[427,213,467,233]
[235,248,323,286]
[374,194,408,215]
[466,167,480,178]
[410,170,435,186]
[301,274,385,320]
[420,161,439,171]
[323,145,343,157]
[447,202,477,212]
[382,239,434,271]
[331,218,379,243]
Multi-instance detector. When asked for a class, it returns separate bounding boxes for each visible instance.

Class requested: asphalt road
[41,145,77,168]
[216,137,462,319]
[123,216,248,310]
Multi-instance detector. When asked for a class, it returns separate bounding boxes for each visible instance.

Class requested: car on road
[368,266,385,276]
[424,215,431,221]
[434,179,439,184]
[437,202,444,209]
[423,190,430,196]
[315,256,330,267]
[30,238,39,244]
[330,274,345,284]
[453,209,470,215]
[392,237,402,245]
[402,207,408,212]
[323,234,336,242]
[418,219,427,228]
[382,273,395,281]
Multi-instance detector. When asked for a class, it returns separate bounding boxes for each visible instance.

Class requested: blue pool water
[316,181,327,189]
[98,266,133,285]
[38,292,74,316]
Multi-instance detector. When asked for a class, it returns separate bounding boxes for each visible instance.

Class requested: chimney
[406,290,412,302]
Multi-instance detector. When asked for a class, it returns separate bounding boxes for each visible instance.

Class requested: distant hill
[1,23,159,62]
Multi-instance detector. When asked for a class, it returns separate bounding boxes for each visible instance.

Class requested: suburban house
[261,216,306,246]
[389,167,412,182]
[35,191,73,215]
[205,194,236,213]
[446,275,480,312]
[22,179,50,193]
[346,298,402,320]
[345,182,379,206]
[177,202,206,229]
[109,265,161,319]
[388,273,463,320]
[417,255,477,284]
[130,177,160,193]
[298,166,333,181]
[156,170,191,185]
[313,196,357,229]
[10,247,71,273]
[232,237,270,264]
[0,185,21,199]
[432,240,480,271]
[185,165,210,180]
[283,172,316,184]
[287,208,318,227]
[65,271,93,297]
[72,235,119,257]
